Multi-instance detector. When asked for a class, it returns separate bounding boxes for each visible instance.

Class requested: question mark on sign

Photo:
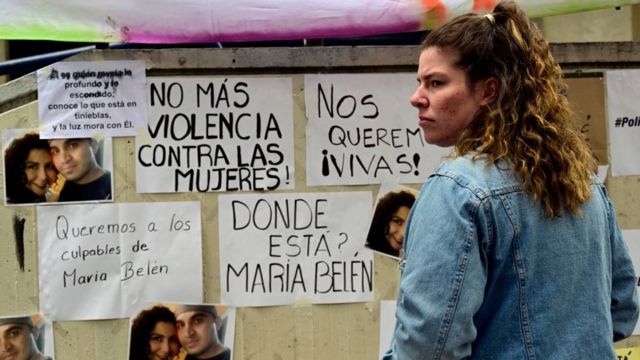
[338,232,348,252]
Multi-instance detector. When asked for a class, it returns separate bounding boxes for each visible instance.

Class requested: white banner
[606,70,640,176]
[37,60,147,138]
[136,77,294,193]
[623,229,640,335]
[219,192,374,306]
[379,300,397,358]
[305,74,450,185]
[37,202,202,320]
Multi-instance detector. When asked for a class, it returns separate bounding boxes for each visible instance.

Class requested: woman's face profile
[386,206,411,251]
[410,47,488,147]
[147,321,180,360]
[24,148,57,197]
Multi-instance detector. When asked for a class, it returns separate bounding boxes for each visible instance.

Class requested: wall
[0,44,639,359]
[540,5,634,43]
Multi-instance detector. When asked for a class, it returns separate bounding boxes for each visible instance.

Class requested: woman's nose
[36,167,47,181]
[398,225,406,239]
[410,87,426,108]
[161,339,170,353]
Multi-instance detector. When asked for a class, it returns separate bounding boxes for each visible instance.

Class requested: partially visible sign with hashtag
[622,229,640,335]
[616,347,640,360]
[606,70,640,176]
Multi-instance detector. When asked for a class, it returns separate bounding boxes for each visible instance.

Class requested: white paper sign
[623,229,640,335]
[219,192,374,306]
[136,77,294,193]
[37,202,202,320]
[379,300,397,358]
[597,165,609,183]
[37,60,147,138]
[305,74,450,186]
[605,70,640,176]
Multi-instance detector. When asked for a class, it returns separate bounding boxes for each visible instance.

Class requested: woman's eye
[26,164,38,170]
[430,80,443,88]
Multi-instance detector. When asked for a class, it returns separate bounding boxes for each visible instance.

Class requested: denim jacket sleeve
[384,173,489,360]
[601,185,639,340]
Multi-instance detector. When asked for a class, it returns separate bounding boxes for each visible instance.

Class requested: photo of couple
[129,304,235,360]
[3,129,113,205]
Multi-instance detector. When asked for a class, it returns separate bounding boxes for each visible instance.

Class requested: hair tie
[484,13,495,24]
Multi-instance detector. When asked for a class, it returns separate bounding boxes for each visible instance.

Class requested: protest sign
[623,229,640,335]
[37,60,147,138]
[136,77,294,193]
[379,300,397,358]
[305,74,450,186]
[37,202,202,320]
[605,70,640,176]
[616,347,640,360]
[219,192,373,306]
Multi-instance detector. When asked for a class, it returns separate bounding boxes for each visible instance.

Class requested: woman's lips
[418,116,434,127]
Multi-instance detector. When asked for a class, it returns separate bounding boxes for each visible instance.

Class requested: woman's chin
[388,239,403,251]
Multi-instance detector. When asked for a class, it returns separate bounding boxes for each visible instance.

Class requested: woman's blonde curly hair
[423,1,596,217]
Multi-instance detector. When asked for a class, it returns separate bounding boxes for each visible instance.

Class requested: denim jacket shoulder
[384,156,638,360]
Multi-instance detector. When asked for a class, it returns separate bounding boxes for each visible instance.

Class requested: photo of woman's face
[24,148,57,197]
[148,321,180,360]
[386,206,410,251]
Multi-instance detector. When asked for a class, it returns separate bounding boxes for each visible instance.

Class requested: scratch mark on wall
[13,214,26,272]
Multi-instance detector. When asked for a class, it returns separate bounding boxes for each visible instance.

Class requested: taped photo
[365,183,419,259]
[0,313,55,360]
[128,303,235,360]
[3,129,114,205]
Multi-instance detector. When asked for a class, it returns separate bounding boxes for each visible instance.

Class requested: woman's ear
[479,77,499,106]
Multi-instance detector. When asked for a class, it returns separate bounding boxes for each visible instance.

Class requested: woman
[4,132,59,204]
[366,190,415,257]
[130,306,181,360]
[386,2,638,359]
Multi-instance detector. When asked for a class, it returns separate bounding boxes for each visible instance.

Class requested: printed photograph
[365,184,419,259]
[0,313,55,360]
[128,303,235,360]
[3,129,114,205]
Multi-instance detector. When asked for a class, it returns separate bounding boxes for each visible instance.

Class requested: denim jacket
[384,156,638,360]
